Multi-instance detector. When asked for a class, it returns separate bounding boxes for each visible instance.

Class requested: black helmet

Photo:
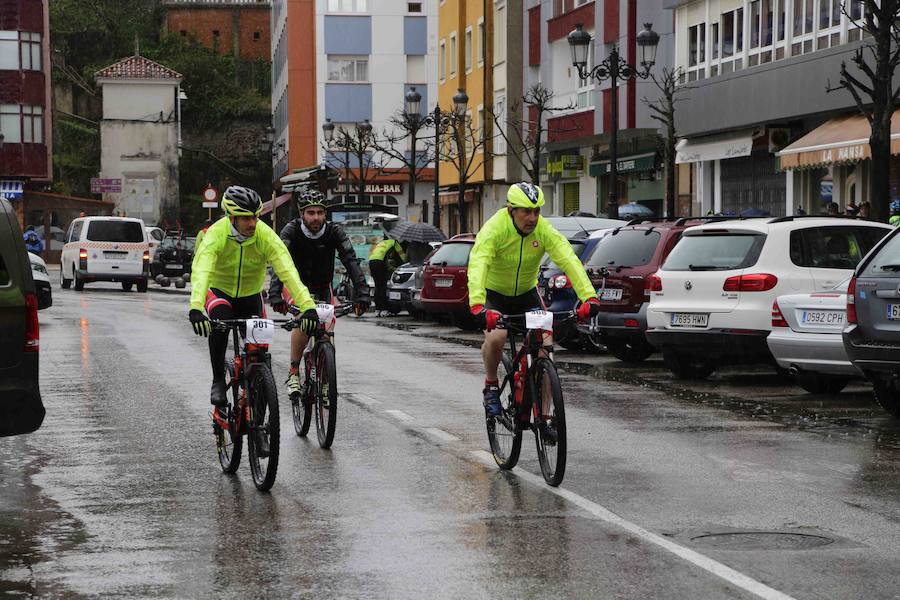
[221,186,262,216]
[297,189,327,212]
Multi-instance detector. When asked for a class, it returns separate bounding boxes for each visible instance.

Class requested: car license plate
[801,310,844,326]
[389,291,401,300]
[434,278,453,288]
[670,313,709,328]
[599,288,622,301]
[888,304,900,320]
[167,263,183,270]
[103,250,128,258]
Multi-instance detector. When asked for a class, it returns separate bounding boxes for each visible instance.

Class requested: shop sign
[90,178,122,194]
[0,180,24,201]
[547,154,584,178]
[820,144,866,164]
[335,183,402,194]
[590,154,657,177]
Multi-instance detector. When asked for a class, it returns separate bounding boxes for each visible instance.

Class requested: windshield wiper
[688,264,720,271]
[878,264,900,271]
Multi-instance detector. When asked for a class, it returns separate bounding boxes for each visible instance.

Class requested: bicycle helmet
[507,182,545,209]
[891,199,900,214]
[221,186,262,217]
[297,189,328,212]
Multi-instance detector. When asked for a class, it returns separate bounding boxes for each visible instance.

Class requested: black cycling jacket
[268,220,370,303]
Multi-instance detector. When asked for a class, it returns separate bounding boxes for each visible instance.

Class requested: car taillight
[723,273,778,292]
[143,250,150,262]
[24,293,39,352]
[79,248,88,270]
[550,274,571,289]
[771,300,788,328]
[646,273,662,292]
[624,318,640,328]
[847,276,857,324]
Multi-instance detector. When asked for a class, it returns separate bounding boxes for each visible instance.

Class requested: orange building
[162,0,271,62]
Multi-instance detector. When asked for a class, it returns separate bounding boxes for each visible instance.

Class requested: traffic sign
[202,185,218,209]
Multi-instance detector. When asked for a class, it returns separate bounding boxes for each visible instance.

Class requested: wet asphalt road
[2,283,900,599]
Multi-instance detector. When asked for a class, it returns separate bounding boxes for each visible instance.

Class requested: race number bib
[315,303,335,323]
[525,310,553,331]
[247,319,275,344]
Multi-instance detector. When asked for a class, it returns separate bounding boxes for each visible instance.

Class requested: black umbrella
[386,221,447,244]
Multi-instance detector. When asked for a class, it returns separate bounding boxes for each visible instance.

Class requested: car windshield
[586,230,660,268]
[861,230,900,276]
[541,241,585,269]
[663,232,766,271]
[428,242,472,267]
[86,221,145,243]
[161,237,196,251]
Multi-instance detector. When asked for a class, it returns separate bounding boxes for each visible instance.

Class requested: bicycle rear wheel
[314,342,338,449]
[532,358,566,486]
[486,355,522,470]
[247,364,280,491]
[215,358,242,473]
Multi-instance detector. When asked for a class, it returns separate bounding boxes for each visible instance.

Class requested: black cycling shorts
[484,288,545,316]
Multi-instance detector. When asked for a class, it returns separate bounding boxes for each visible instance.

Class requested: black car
[0,198,44,436]
[151,234,196,278]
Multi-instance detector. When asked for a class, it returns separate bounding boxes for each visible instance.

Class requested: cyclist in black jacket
[269,190,371,397]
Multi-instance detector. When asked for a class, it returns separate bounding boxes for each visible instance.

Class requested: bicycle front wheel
[215,358,242,474]
[292,367,313,437]
[247,364,280,491]
[532,358,566,487]
[486,355,522,470]
[314,342,338,449]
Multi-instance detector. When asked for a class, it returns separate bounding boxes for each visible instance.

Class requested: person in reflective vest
[368,237,408,316]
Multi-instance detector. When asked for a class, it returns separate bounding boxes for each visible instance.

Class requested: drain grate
[690,531,835,551]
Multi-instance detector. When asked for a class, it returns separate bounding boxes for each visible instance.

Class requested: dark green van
[0,197,44,436]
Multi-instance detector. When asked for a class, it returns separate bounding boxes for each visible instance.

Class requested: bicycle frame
[211,321,273,436]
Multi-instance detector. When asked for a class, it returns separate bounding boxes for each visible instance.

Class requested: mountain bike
[211,316,296,491]
[486,310,574,487]
[290,302,354,449]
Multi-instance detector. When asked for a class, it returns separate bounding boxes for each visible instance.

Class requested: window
[711,23,719,59]
[465,27,473,72]
[477,105,484,144]
[213,30,220,38]
[493,95,506,156]
[688,23,705,67]
[494,4,506,64]
[86,221,145,243]
[449,32,457,77]
[22,105,42,143]
[477,18,485,65]
[253,31,261,41]
[439,39,446,80]
[407,2,422,12]
[663,234,766,271]
[552,0,591,17]
[792,227,886,270]
[0,31,41,71]
[427,242,472,266]
[793,0,813,36]
[861,231,900,277]
[0,31,17,70]
[327,0,367,11]
[587,231,662,268]
[327,56,369,82]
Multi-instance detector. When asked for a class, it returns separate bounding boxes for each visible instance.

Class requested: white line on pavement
[351,393,382,406]
[468,451,797,600]
[423,428,460,443]
[384,409,414,423]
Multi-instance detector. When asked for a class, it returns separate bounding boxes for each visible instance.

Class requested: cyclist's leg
[206,289,235,405]
[369,259,388,311]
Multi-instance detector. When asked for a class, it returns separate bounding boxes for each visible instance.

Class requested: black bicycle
[486,310,574,487]
[290,302,354,448]
[211,316,296,491]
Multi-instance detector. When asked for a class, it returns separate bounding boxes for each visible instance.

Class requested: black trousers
[369,259,389,310]
[205,288,265,382]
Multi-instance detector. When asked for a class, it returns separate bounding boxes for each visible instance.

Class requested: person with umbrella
[368,234,409,316]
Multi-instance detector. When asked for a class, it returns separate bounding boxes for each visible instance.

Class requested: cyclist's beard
[302,216,324,234]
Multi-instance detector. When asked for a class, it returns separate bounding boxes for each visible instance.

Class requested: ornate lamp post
[450,88,469,232]
[568,22,659,219]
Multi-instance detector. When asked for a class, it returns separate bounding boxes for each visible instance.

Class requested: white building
[95,54,183,226]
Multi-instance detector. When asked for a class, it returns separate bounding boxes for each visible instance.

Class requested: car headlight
[392,272,413,284]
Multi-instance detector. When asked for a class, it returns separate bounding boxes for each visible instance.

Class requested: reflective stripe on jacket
[467,208,596,306]
[190,217,315,312]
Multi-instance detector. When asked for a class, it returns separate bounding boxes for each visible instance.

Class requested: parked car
[419,234,476,327]
[29,252,52,309]
[151,234,195,278]
[844,227,900,417]
[575,218,717,362]
[61,216,151,292]
[543,216,626,239]
[646,216,891,379]
[0,198,44,437]
[146,226,165,259]
[386,262,419,314]
[768,278,856,394]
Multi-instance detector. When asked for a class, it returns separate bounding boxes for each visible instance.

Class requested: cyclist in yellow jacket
[189,186,319,406]
[468,182,601,416]
[368,236,408,316]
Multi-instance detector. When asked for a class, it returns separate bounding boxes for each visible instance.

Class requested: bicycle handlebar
[498,310,576,330]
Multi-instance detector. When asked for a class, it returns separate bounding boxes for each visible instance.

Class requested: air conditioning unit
[768,128,791,153]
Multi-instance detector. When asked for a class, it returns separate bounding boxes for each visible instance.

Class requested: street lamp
[452,88,469,117]
[403,87,424,221]
[568,22,660,219]
[322,118,335,143]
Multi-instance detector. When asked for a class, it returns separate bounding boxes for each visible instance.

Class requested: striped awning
[0,180,23,201]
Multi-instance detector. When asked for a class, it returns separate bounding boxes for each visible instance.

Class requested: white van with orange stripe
[60,216,151,292]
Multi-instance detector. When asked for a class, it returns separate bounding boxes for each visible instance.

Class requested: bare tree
[370,110,436,221]
[321,122,382,207]
[440,114,489,233]
[643,67,691,218]
[486,83,576,185]
[829,0,900,222]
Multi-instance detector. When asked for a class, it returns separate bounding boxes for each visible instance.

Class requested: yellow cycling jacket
[368,238,407,263]
[190,217,315,313]
[467,208,596,306]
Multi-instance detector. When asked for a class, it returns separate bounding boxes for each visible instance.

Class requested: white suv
[61,216,151,292]
[645,217,892,379]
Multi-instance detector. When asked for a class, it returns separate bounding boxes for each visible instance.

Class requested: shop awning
[589,152,657,177]
[0,180,24,201]
[260,193,292,216]
[777,111,900,170]
[438,188,479,206]
[675,130,757,164]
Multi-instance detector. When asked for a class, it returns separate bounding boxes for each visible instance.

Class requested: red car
[419,234,476,327]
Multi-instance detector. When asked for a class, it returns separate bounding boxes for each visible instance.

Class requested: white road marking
[384,409,414,423]
[423,428,460,443]
[469,451,797,600]
[352,393,382,406]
